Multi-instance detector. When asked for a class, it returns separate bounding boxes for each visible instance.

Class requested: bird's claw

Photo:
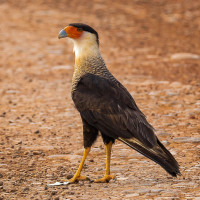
[69,175,90,183]
[94,174,115,183]
[47,175,91,187]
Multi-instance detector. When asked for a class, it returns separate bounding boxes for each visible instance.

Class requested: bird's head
[58,23,99,58]
[59,23,98,41]
[58,23,100,59]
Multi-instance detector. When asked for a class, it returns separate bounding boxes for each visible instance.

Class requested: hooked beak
[58,29,67,39]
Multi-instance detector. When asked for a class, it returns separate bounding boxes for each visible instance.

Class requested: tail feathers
[118,137,181,177]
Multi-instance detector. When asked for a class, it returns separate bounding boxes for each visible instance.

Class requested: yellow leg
[94,141,115,183]
[69,147,90,183]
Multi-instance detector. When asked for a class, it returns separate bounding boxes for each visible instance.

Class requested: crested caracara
[58,23,180,183]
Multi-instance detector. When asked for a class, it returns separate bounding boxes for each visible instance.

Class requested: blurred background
[0,0,200,83]
[0,0,200,199]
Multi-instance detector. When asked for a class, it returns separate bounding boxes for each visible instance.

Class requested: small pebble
[0,112,6,117]
[51,190,57,196]
[34,130,40,134]
[23,187,29,192]
[67,174,73,179]
[33,151,41,155]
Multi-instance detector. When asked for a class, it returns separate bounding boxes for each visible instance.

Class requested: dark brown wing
[72,73,157,147]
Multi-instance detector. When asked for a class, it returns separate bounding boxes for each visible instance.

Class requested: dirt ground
[0,0,200,199]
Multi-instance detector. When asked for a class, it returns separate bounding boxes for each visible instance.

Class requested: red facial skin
[64,26,83,39]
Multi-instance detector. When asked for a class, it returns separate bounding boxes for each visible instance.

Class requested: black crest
[69,23,99,45]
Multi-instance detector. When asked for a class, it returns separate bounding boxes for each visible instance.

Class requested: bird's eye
[77,28,83,32]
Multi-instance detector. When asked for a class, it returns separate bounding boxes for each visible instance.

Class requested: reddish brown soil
[0,0,200,199]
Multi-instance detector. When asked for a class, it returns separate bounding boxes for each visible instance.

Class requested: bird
[58,23,180,183]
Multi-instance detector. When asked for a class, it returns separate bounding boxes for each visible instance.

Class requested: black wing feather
[72,73,157,147]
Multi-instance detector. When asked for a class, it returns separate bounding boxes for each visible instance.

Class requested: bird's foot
[69,175,90,183]
[46,175,90,187]
[94,174,115,183]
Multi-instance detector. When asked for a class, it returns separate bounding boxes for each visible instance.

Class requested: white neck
[71,32,100,60]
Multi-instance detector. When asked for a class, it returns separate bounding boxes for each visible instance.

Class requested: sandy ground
[0,0,200,199]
